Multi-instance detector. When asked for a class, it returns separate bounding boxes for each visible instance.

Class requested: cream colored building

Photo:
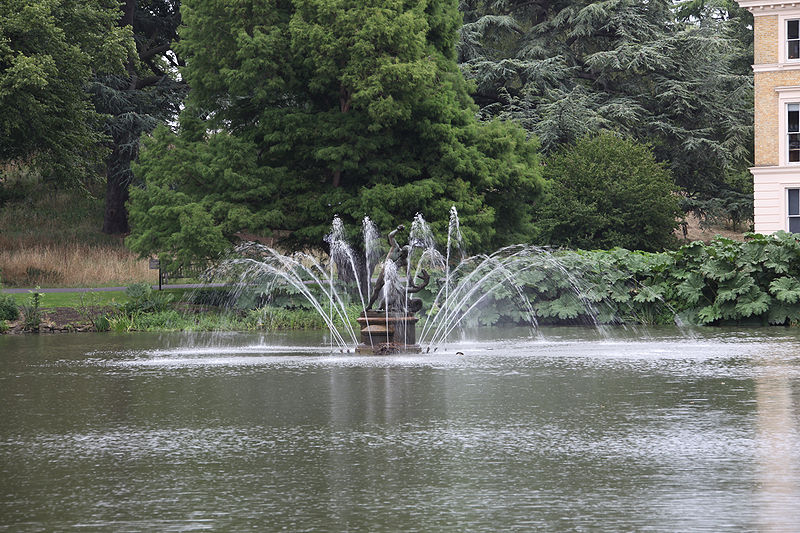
[740,1,800,232]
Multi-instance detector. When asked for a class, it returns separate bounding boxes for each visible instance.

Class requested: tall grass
[0,172,155,287]
[0,243,155,287]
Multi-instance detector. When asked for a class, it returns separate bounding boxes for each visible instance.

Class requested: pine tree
[128,0,544,267]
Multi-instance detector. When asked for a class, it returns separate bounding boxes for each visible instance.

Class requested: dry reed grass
[0,243,156,287]
[0,175,156,288]
[675,213,747,244]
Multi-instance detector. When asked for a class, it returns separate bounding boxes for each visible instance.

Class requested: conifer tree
[457,0,753,200]
[129,0,544,266]
[89,0,186,234]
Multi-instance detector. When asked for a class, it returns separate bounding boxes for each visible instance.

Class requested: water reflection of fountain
[218,209,617,353]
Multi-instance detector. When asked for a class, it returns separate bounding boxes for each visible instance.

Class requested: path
[0,283,226,294]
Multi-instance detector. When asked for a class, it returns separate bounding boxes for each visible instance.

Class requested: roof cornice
[739,1,800,13]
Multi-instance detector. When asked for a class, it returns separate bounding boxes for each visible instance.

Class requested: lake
[1,327,799,531]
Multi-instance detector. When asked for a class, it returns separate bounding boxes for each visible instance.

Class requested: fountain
[216,209,637,354]
[356,224,431,354]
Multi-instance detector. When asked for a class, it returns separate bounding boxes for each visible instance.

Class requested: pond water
[1,327,799,531]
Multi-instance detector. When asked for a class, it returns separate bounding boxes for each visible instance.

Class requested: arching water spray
[362,216,381,301]
[214,208,649,354]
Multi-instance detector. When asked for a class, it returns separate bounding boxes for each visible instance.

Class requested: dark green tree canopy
[457,0,753,199]
[89,0,186,234]
[129,0,544,266]
[0,0,132,180]
[533,132,682,252]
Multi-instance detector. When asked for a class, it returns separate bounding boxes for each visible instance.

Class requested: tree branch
[144,57,167,77]
[140,42,172,61]
[135,75,164,89]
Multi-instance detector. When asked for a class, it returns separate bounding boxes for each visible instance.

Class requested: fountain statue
[358,224,430,354]
[218,207,621,355]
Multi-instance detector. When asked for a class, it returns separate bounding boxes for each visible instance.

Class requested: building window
[789,189,800,232]
[790,104,800,162]
[790,20,800,59]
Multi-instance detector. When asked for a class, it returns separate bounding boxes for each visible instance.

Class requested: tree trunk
[121,0,135,27]
[102,171,130,234]
[101,0,136,236]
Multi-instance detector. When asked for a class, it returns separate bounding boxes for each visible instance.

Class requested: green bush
[22,290,43,331]
[463,232,800,327]
[0,276,20,321]
[0,293,19,321]
[122,282,173,314]
[533,132,683,252]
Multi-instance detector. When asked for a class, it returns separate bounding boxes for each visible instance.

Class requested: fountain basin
[355,311,421,354]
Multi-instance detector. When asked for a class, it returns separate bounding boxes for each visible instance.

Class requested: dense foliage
[0,0,131,182]
[0,293,19,321]
[457,0,753,220]
[90,0,186,234]
[457,233,800,327]
[128,0,544,267]
[115,233,800,331]
[532,133,682,251]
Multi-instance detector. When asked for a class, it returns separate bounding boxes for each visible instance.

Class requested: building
[740,1,800,233]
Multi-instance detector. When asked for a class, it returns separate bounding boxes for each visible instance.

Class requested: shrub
[0,276,19,321]
[463,232,800,327]
[0,293,19,321]
[22,290,42,331]
[533,132,683,251]
[122,282,173,314]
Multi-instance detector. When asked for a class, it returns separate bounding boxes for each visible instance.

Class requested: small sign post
[149,258,162,290]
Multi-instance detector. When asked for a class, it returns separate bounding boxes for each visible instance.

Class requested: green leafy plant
[0,275,20,321]
[21,289,43,331]
[533,133,683,252]
[122,282,173,315]
[0,293,19,322]
[444,232,800,328]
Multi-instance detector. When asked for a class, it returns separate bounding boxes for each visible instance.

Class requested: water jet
[216,209,640,353]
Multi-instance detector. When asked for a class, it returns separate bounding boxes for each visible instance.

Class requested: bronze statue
[365,224,429,312]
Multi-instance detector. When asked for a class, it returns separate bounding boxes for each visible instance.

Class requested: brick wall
[753,14,800,167]
[755,14,779,65]
[755,71,784,166]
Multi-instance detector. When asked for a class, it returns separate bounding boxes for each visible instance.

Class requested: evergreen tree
[129,0,544,267]
[533,133,682,252]
[88,0,186,234]
[457,0,753,200]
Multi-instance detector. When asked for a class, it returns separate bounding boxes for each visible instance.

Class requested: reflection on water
[756,369,800,532]
[1,327,799,531]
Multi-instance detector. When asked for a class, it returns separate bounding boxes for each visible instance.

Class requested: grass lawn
[5,290,129,308]
[5,288,204,309]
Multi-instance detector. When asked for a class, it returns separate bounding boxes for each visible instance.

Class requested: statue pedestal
[355,311,421,354]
